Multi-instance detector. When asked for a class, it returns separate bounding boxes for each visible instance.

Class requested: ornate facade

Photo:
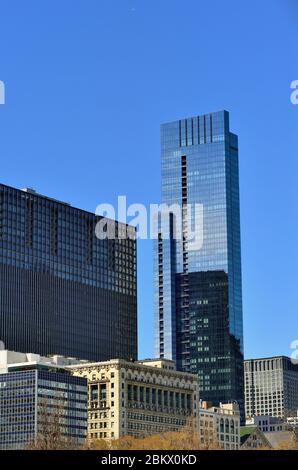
[69,358,199,440]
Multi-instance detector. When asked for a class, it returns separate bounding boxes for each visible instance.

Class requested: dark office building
[0,184,137,361]
[154,111,244,419]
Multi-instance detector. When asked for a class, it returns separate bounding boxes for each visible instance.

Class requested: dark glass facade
[0,365,87,450]
[155,111,244,419]
[0,184,137,361]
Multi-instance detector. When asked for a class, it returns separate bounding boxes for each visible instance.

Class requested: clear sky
[0,0,297,360]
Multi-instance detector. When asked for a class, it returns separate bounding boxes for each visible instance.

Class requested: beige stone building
[68,358,199,440]
[199,401,240,450]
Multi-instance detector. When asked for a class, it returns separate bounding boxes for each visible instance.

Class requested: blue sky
[0,0,297,360]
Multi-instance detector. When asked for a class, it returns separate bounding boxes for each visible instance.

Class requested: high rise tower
[0,184,137,361]
[155,111,244,417]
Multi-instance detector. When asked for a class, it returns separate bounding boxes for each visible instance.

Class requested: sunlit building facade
[0,184,137,361]
[70,358,199,440]
[199,400,240,449]
[244,356,298,419]
[155,111,244,419]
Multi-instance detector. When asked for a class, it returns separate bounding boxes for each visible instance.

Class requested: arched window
[231,419,235,434]
[220,418,224,433]
[225,418,230,433]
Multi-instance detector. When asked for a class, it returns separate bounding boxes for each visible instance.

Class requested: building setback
[0,350,88,450]
[69,358,199,440]
[0,184,137,361]
[155,111,244,418]
[244,356,298,419]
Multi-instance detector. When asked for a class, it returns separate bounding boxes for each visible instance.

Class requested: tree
[89,419,217,451]
[27,397,84,450]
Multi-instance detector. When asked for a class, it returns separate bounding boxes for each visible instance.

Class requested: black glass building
[0,184,137,361]
[155,111,244,419]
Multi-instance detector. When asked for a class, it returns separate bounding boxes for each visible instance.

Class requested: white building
[287,411,298,429]
[199,401,240,450]
[246,415,286,433]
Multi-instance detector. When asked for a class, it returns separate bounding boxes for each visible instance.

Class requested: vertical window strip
[210,113,213,143]
[26,199,34,247]
[0,192,3,239]
[51,207,58,256]
[179,120,182,147]
[181,155,188,274]
[87,219,93,264]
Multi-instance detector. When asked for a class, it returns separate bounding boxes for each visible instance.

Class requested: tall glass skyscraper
[154,111,244,417]
[0,184,137,361]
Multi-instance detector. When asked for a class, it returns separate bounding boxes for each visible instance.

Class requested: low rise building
[264,430,297,449]
[0,350,88,450]
[240,426,297,450]
[69,358,199,440]
[199,401,240,450]
[246,415,286,433]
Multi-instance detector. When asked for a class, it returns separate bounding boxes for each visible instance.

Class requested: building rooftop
[0,182,135,230]
[240,425,257,438]
[244,355,292,362]
[263,431,296,449]
[200,400,240,416]
[66,357,198,379]
[136,358,176,370]
[0,351,198,379]
[20,187,71,206]
[240,426,270,447]
[0,350,87,374]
